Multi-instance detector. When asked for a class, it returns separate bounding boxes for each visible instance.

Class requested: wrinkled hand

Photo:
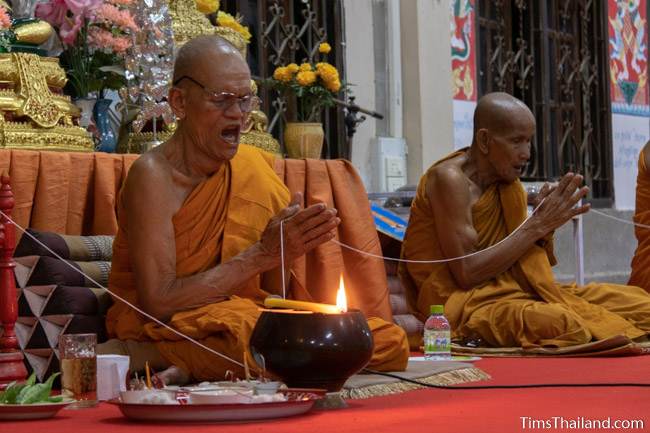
[530,182,557,209]
[531,173,590,235]
[260,192,341,262]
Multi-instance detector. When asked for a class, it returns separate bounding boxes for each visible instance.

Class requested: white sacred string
[2,201,647,368]
[329,198,548,264]
[280,218,286,299]
[0,210,245,369]
[589,208,650,230]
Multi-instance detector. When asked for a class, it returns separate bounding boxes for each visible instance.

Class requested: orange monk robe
[106,145,408,380]
[399,150,650,348]
[629,145,650,291]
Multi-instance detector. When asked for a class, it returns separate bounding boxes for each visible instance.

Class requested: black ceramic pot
[249,310,374,392]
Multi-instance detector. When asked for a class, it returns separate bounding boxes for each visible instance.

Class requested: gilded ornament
[0,53,93,151]
[13,21,54,45]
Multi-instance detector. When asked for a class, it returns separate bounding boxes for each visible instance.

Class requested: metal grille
[221,0,347,159]
[477,0,613,202]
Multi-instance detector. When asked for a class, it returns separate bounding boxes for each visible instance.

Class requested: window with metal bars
[477,0,613,204]
[219,0,348,159]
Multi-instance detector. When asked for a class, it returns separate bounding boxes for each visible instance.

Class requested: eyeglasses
[173,75,260,113]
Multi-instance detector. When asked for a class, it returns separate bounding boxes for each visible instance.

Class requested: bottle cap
[430,305,444,315]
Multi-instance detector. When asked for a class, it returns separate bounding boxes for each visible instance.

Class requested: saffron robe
[106,145,408,380]
[629,147,650,291]
[399,151,650,348]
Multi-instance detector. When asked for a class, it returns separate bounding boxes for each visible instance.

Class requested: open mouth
[220,126,241,145]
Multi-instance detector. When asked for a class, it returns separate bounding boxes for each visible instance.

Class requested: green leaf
[15,372,60,404]
[25,373,36,386]
[47,395,63,403]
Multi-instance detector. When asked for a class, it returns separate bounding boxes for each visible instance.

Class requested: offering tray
[0,400,74,420]
[109,388,325,423]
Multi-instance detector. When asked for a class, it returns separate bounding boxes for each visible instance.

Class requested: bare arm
[430,168,589,289]
[125,160,339,321]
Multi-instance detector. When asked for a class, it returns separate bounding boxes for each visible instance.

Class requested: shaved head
[470,92,535,183]
[173,35,246,84]
[166,35,252,169]
[473,92,535,137]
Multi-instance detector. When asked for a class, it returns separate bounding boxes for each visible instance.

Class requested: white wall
[401,0,454,184]
[343,0,377,188]
[612,114,650,210]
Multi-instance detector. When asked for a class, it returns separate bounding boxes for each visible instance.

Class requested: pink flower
[35,0,68,27]
[111,36,131,53]
[64,0,102,16]
[59,14,83,45]
[0,7,11,29]
[94,3,137,32]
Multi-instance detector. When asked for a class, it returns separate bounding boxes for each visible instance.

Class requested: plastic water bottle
[423,305,451,360]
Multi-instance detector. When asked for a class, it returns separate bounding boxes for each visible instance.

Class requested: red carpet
[5,357,650,433]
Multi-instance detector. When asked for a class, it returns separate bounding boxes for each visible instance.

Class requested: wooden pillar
[0,173,27,388]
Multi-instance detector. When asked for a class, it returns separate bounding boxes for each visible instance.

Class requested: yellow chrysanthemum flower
[296,71,317,86]
[273,66,292,82]
[299,63,313,72]
[287,63,300,73]
[217,11,252,42]
[318,42,331,54]
[195,0,219,14]
[325,79,341,92]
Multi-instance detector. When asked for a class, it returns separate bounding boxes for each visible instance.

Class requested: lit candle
[264,297,342,314]
[336,275,348,313]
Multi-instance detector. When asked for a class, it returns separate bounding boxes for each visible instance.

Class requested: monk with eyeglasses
[102,35,408,384]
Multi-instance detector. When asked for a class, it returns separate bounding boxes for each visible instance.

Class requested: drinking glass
[59,333,98,408]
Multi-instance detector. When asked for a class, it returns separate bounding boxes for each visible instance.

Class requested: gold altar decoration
[12,21,54,45]
[121,125,173,153]
[0,53,93,152]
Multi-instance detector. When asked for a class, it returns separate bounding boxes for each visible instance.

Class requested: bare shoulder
[122,152,176,204]
[425,157,471,203]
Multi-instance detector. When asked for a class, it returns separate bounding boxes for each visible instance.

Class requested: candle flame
[336,275,348,313]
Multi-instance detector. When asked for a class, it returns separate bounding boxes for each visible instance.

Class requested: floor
[4,356,649,433]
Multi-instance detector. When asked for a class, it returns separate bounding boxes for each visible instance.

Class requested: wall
[451,0,477,149]
[401,0,455,185]
[608,0,650,210]
[343,0,378,188]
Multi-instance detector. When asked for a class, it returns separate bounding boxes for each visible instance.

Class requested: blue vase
[93,98,117,153]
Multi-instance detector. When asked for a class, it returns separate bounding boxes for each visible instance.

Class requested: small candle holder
[249,309,374,393]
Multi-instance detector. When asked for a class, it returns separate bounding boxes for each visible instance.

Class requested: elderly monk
[629,140,650,291]
[104,35,408,383]
[399,92,650,348]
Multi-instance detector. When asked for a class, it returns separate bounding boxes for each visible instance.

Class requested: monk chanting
[104,35,408,383]
[399,92,650,348]
[629,140,650,292]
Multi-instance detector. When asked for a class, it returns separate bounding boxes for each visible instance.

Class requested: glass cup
[59,333,98,408]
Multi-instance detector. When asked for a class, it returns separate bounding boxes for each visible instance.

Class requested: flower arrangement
[216,10,251,42]
[35,0,138,98]
[265,43,342,122]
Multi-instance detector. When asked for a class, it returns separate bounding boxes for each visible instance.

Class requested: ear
[476,129,490,154]
[168,87,186,120]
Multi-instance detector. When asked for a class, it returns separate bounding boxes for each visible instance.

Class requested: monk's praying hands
[259,192,340,262]
[527,172,591,237]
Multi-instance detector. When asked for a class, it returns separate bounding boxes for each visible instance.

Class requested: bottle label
[424,330,451,353]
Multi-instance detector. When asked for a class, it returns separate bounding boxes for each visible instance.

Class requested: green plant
[0,373,62,404]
